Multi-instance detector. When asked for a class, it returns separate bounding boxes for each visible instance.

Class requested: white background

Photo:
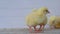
[0,0,60,28]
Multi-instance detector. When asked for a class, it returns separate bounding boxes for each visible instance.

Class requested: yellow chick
[48,16,60,29]
[26,7,50,33]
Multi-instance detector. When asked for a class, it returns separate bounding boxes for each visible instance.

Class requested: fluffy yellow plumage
[26,7,50,32]
[48,16,56,26]
[26,7,49,26]
[49,16,60,29]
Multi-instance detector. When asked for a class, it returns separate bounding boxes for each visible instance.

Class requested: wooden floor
[0,28,60,34]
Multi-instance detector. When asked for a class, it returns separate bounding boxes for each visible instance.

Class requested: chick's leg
[41,25,45,31]
[29,26,32,33]
[34,26,37,31]
[29,26,38,33]
[38,25,45,32]
[39,25,42,31]
[34,26,40,33]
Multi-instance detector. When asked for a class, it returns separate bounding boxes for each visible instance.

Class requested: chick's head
[37,7,50,15]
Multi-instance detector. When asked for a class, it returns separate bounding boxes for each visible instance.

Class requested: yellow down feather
[49,16,60,28]
[26,7,49,26]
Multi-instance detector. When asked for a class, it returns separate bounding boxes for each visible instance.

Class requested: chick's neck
[37,13,46,18]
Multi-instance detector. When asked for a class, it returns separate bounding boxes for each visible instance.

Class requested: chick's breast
[34,16,47,25]
[26,14,38,26]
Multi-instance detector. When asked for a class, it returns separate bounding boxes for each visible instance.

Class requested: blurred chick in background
[26,7,50,33]
[48,16,60,29]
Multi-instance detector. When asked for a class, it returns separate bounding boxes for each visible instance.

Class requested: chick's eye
[45,10,48,12]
